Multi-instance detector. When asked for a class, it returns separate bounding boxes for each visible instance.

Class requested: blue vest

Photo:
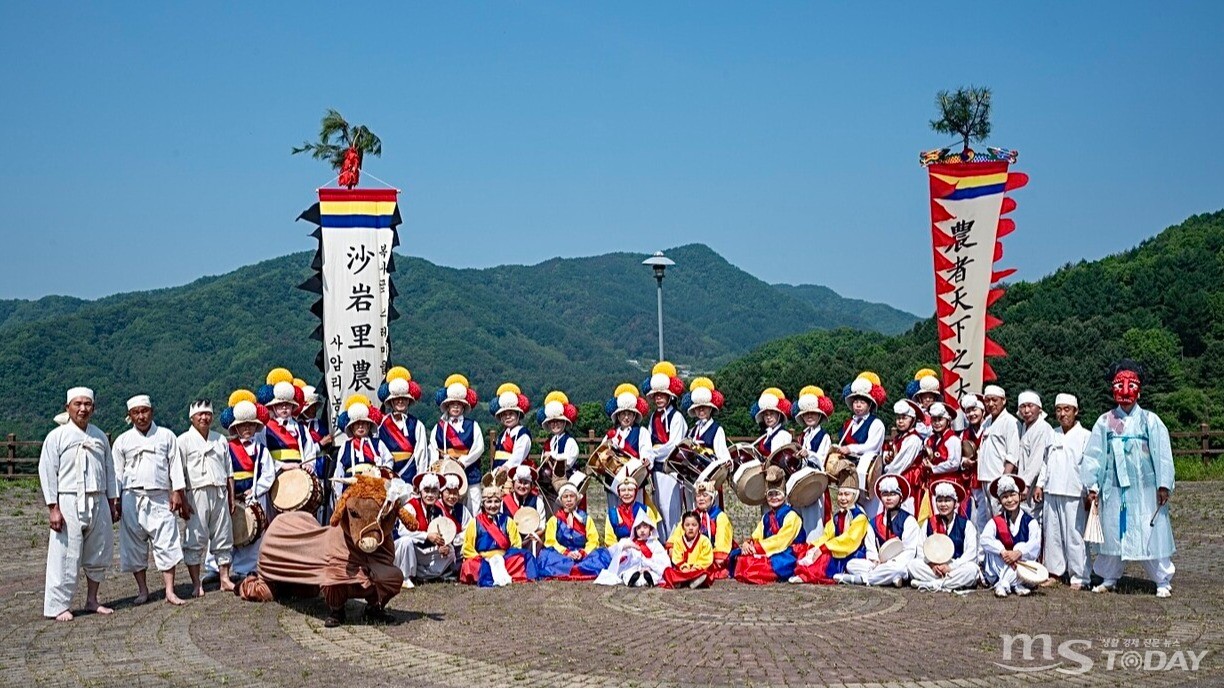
[650,407,679,445]
[803,427,828,452]
[474,512,513,553]
[762,504,807,544]
[841,415,877,445]
[554,510,590,550]
[434,420,479,482]
[607,502,650,540]
[338,437,382,475]
[928,515,970,559]
[872,509,910,543]
[688,420,721,447]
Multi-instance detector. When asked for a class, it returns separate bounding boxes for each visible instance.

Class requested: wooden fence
[5,423,1223,479]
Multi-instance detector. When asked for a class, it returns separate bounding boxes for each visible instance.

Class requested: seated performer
[430,374,484,516]
[908,480,980,593]
[394,472,464,584]
[377,367,428,482]
[459,486,537,587]
[333,399,394,481]
[792,385,834,531]
[854,474,921,587]
[595,512,670,587]
[732,466,806,585]
[535,483,610,579]
[489,383,532,472]
[792,473,872,585]
[500,464,547,555]
[884,400,926,516]
[603,469,661,547]
[692,481,734,578]
[663,511,715,589]
[981,474,1042,597]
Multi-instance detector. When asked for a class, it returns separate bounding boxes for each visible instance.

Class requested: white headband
[66,387,94,404]
[892,400,916,418]
[1017,391,1042,408]
[189,400,214,417]
[558,483,579,498]
[983,385,1006,399]
[1055,393,1079,409]
[126,394,152,411]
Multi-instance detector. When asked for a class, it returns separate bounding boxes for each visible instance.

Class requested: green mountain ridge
[712,209,1224,437]
[0,243,918,436]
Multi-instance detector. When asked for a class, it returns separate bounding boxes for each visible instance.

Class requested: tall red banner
[924,155,1028,405]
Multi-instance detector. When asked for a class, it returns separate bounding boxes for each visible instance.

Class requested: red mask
[1112,371,1141,406]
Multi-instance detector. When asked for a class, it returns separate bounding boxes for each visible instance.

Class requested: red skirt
[458,553,531,586]
[709,554,731,580]
[662,566,713,589]
[792,546,836,585]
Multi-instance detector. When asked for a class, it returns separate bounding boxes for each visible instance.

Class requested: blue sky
[2,2,1221,316]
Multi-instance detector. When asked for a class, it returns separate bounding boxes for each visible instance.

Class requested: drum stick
[1149,503,1165,528]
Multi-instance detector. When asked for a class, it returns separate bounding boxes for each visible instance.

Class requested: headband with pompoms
[640,361,686,402]
[793,385,835,419]
[750,387,792,423]
[842,371,888,409]
[433,373,479,409]
[606,382,649,419]
[681,376,725,416]
[378,366,423,405]
[488,382,530,417]
[336,394,384,432]
[536,390,579,426]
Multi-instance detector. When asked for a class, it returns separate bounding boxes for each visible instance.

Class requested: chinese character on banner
[923,152,1027,407]
[297,187,402,432]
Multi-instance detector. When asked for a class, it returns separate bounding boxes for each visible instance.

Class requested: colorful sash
[265,419,302,461]
[476,512,512,552]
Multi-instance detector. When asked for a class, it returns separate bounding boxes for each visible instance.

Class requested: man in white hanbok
[1034,394,1091,589]
[176,399,235,596]
[1014,391,1053,521]
[39,387,119,621]
[975,385,1020,531]
[1080,360,1176,598]
[112,395,189,605]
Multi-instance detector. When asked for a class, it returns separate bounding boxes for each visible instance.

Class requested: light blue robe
[1079,405,1175,561]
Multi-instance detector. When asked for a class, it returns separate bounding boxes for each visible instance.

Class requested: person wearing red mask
[1080,360,1176,598]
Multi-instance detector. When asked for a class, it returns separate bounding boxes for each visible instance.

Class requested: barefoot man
[39,387,119,621]
[112,395,189,605]
[176,399,236,596]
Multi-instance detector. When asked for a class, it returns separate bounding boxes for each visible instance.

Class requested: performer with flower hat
[832,372,888,510]
[792,385,834,529]
[905,369,943,438]
[489,383,533,472]
[377,367,428,481]
[430,374,484,515]
[219,392,276,577]
[603,383,653,505]
[537,391,581,476]
[536,482,610,579]
[732,465,805,584]
[257,368,321,476]
[884,399,926,516]
[296,382,330,448]
[683,377,732,466]
[750,388,794,456]
[643,361,688,536]
[333,396,394,481]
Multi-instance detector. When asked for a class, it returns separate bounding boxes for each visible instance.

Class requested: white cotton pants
[44,492,113,617]
[971,488,1000,536]
[1093,554,1174,589]
[652,470,684,536]
[183,486,232,567]
[120,489,183,573]
[908,560,979,591]
[982,552,1026,592]
[394,539,455,581]
[862,557,914,587]
[1042,494,1087,585]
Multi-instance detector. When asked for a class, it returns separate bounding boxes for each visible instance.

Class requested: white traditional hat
[928,402,952,419]
[893,399,920,418]
[188,400,213,417]
[66,387,94,404]
[492,383,529,417]
[436,374,478,411]
[414,472,441,492]
[541,391,575,425]
[443,473,463,491]
[344,402,374,432]
[754,389,790,424]
[960,393,984,410]
[644,361,684,400]
[990,474,1026,499]
[1054,393,1079,409]
[268,381,298,409]
[512,464,536,483]
[934,481,958,498]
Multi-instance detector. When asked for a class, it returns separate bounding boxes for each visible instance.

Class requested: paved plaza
[1,479,1220,687]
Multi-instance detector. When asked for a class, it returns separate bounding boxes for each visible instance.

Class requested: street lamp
[642,251,675,362]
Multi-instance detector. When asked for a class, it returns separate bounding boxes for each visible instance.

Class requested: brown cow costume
[237,474,417,626]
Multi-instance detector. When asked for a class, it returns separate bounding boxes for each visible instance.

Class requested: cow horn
[331,476,357,486]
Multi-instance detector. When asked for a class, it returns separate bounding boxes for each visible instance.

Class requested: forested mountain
[712,210,1224,437]
[0,244,917,437]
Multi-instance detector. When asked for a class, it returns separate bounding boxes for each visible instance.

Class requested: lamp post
[642,251,675,362]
